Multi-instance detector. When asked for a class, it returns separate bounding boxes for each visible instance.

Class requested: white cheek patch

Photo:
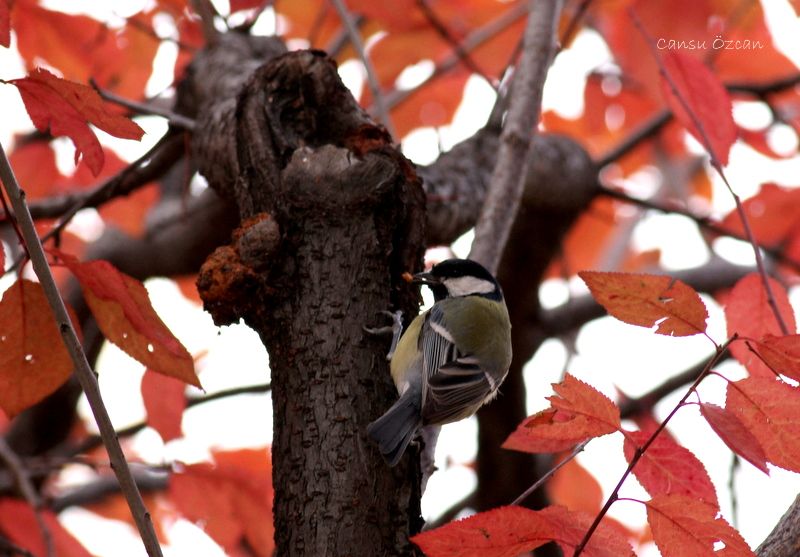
[443,276,495,297]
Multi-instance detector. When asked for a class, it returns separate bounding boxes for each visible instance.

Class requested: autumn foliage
[0,0,799,556]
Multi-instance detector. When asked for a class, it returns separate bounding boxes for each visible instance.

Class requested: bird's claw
[363,310,403,361]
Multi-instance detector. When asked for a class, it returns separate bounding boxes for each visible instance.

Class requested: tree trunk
[195,50,426,556]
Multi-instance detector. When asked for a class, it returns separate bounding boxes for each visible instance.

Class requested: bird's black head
[415,258,503,302]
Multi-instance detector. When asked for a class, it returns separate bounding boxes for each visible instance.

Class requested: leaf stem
[0,142,164,557]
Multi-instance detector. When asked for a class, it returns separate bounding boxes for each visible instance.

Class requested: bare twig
[0,536,36,557]
[0,142,164,557]
[630,10,790,336]
[596,109,671,168]
[378,3,530,114]
[424,490,476,530]
[330,0,396,138]
[573,336,734,556]
[597,182,800,274]
[469,0,562,273]
[91,81,196,131]
[0,438,53,557]
[189,0,219,44]
[325,14,364,57]
[560,0,594,46]
[618,354,730,419]
[415,0,498,90]
[511,440,588,505]
[27,133,183,232]
[726,73,800,95]
[67,382,272,456]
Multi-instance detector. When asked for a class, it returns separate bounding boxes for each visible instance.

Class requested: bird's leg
[363,310,403,361]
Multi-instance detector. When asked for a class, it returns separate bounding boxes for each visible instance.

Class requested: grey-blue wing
[420,307,493,425]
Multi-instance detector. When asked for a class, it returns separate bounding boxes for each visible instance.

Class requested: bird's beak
[412,271,440,285]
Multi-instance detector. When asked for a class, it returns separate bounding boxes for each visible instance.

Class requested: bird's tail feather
[367,391,422,466]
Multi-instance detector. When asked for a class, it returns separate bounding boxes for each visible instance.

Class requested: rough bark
[194,50,426,556]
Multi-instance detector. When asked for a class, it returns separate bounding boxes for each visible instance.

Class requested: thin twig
[0,438,53,557]
[90,81,196,131]
[597,182,800,274]
[559,0,594,46]
[630,10,790,336]
[511,440,589,506]
[488,0,593,131]
[378,3,530,114]
[415,0,498,90]
[325,14,364,57]
[0,536,36,557]
[330,0,396,138]
[189,0,219,44]
[573,336,734,556]
[424,490,476,530]
[67,382,272,456]
[596,109,671,168]
[0,141,164,557]
[469,0,562,273]
[24,134,184,244]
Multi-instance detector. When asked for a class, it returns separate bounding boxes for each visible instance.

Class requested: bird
[367,258,512,466]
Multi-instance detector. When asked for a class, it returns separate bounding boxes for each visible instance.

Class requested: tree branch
[0,143,164,557]
[330,0,396,138]
[0,438,53,557]
[22,133,184,227]
[469,0,562,272]
[415,0,497,90]
[91,81,197,131]
[378,3,530,113]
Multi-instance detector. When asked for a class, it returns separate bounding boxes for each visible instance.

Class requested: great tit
[367,258,512,466]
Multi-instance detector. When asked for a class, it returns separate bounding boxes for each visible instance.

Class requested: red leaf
[503,374,620,453]
[547,457,602,514]
[170,449,274,557]
[6,138,64,200]
[646,494,754,557]
[660,51,736,166]
[0,498,92,557]
[755,334,800,381]
[55,251,200,387]
[579,271,708,336]
[10,68,144,176]
[0,279,79,417]
[699,402,768,474]
[142,369,186,442]
[720,184,800,247]
[0,0,9,48]
[725,273,795,378]
[13,5,160,100]
[738,127,794,160]
[412,505,633,557]
[727,376,800,472]
[230,0,268,13]
[623,430,718,509]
